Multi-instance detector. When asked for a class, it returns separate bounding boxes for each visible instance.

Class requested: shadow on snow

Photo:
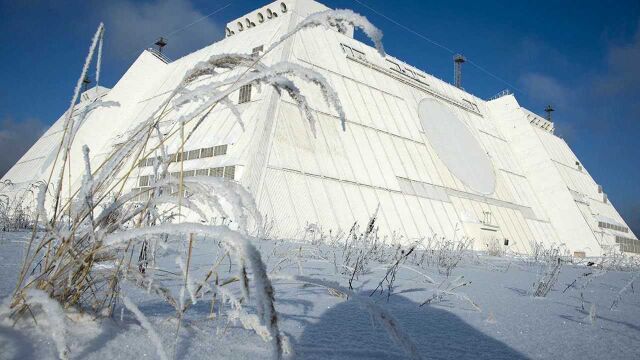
[294,293,527,360]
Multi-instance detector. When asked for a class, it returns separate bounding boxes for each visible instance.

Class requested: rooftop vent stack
[453,54,466,88]
[544,105,555,121]
[155,37,168,53]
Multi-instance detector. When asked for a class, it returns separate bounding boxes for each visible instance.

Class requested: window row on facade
[138,165,236,187]
[598,221,629,233]
[616,235,640,254]
[138,145,228,167]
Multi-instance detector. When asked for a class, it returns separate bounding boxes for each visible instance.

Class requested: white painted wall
[2,0,635,256]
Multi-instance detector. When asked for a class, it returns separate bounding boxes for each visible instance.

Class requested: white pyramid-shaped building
[2,0,637,257]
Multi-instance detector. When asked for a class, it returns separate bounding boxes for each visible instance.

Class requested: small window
[252,45,264,55]
[257,13,264,23]
[214,144,228,156]
[237,22,244,31]
[201,147,214,158]
[239,84,252,104]
[196,169,208,176]
[267,8,274,18]
[187,149,200,160]
[210,167,224,177]
[224,166,236,179]
[280,2,287,12]
[139,175,150,187]
[503,239,509,246]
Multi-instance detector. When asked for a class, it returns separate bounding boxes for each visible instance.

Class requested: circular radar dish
[418,98,496,195]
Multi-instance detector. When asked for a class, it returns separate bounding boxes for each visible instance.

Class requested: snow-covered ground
[1,230,639,359]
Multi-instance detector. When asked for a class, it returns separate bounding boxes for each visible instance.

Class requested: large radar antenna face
[418,98,496,195]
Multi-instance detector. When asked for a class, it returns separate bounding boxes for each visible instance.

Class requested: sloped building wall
[489,95,637,256]
[254,11,555,253]
[2,0,635,256]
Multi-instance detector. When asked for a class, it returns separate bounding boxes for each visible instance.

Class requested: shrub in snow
[419,275,481,312]
[533,254,563,297]
[434,237,472,277]
[610,271,639,311]
[370,245,418,301]
[485,238,505,257]
[0,181,34,231]
[597,250,640,272]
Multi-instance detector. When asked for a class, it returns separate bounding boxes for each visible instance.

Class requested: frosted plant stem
[49,23,104,221]
[121,295,168,360]
[178,122,185,222]
[96,29,103,90]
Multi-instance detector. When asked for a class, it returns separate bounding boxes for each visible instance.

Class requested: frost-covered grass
[2,8,640,360]
[0,181,35,232]
[0,10,399,360]
[2,230,640,359]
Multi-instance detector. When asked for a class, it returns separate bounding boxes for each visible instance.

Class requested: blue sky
[1,0,638,233]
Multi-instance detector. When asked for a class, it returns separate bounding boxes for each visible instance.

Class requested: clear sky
[1,0,638,234]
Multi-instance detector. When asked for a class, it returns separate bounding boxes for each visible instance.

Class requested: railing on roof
[489,89,512,100]
[345,55,484,117]
[146,48,171,63]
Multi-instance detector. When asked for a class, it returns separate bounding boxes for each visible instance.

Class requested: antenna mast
[454,54,466,88]
[155,37,167,53]
[544,105,555,121]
